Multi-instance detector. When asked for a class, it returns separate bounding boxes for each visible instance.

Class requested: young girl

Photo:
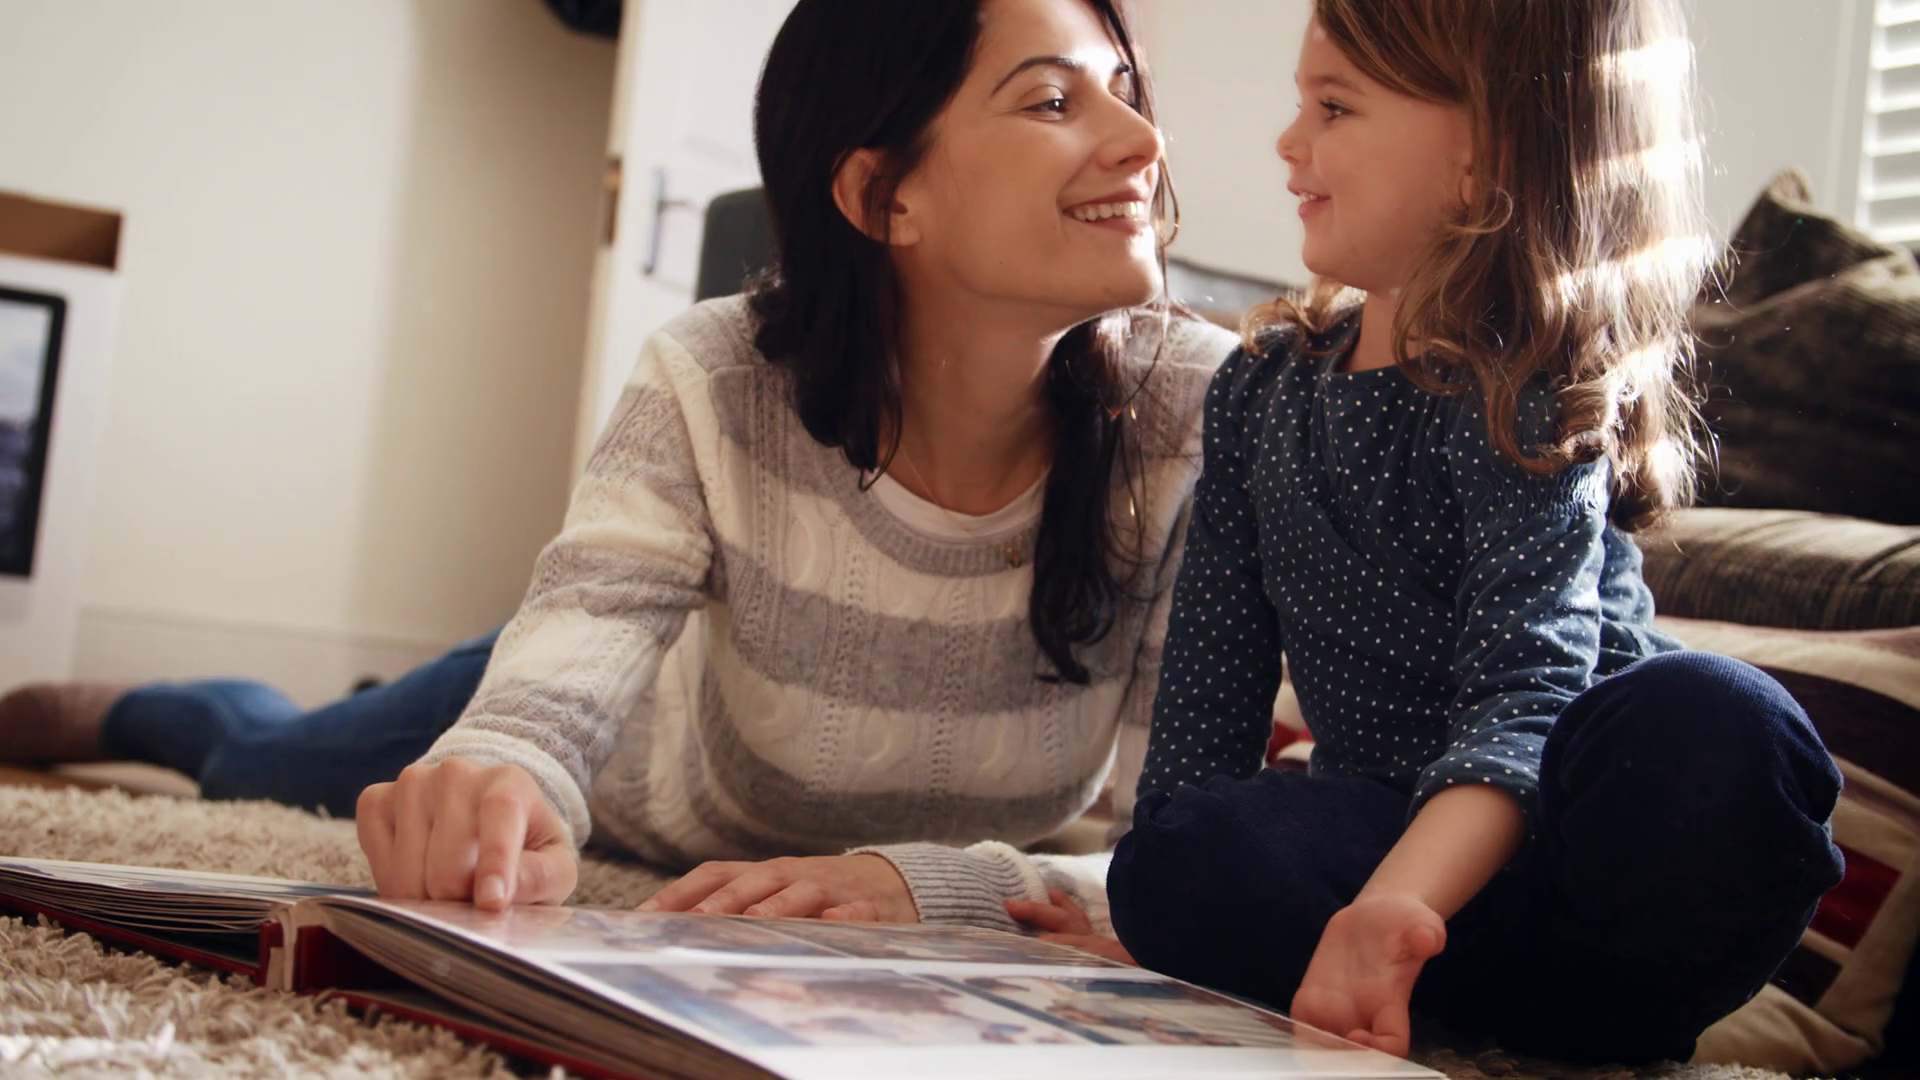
[1101,0,1845,1066]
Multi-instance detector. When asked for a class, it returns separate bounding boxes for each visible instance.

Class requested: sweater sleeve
[1136,347,1285,797]
[416,329,715,847]
[1414,387,1612,825]
[852,471,1195,935]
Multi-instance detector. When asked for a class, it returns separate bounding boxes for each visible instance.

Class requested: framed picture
[0,285,67,578]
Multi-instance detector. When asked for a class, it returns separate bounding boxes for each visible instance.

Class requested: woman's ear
[832,148,921,245]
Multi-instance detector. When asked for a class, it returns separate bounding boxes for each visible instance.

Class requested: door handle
[643,168,706,278]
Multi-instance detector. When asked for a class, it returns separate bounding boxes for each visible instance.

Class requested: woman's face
[887,0,1165,323]
[1275,18,1472,295]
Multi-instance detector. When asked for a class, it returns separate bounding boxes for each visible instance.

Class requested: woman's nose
[1100,97,1166,173]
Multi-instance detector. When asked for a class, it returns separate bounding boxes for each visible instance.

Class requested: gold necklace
[895,446,1036,570]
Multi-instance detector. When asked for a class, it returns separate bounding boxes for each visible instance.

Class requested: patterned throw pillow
[1660,616,1920,1074]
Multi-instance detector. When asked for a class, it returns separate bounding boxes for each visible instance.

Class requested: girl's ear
[1459,162,1477,209]
[831,148,922,246]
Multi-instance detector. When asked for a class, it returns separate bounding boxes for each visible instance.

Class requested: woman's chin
[1085,266,1164,314]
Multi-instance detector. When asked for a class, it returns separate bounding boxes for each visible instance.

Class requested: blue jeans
[99,630,500,817]
[1107,652,1846,1065]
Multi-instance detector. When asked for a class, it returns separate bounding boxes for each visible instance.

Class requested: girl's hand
[1006,888,1137,965]
[356,757,580,911]
[1289,893,1446,1058]
[638,855,918,922]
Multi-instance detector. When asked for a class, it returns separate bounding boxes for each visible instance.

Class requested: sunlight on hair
[1554,235,1714,302]
[1607,137,1702,184]
[1645,434,1689,499]
[1585,136,1703,199]
[1595,36,1694,84]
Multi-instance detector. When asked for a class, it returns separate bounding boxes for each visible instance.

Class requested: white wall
[1148,0,1871,286]
[1149,0,1310,286]
[1690,0,1868,234]
[0,1,614,702]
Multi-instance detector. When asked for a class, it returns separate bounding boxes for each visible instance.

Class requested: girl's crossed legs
[1109,652,1845,1064]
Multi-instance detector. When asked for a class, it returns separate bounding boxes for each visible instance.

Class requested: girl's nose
[1277,114,1307,167]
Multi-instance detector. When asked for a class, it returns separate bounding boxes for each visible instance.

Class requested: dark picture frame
[0,286,68,578]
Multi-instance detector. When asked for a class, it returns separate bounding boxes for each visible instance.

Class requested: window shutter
[1862,0,1920,243]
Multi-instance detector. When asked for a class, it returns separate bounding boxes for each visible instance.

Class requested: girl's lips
[1298,194,1330,220]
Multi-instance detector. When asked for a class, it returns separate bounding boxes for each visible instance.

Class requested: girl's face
[1277,19,1474,295]
[885,0,1165,322]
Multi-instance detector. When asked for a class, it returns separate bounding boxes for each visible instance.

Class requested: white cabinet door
[574,0,796,472]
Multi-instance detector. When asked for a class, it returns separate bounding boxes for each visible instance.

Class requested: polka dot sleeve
[1415,392,1614,823]
[1138,348,1285,798]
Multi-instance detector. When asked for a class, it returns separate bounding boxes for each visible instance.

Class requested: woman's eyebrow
[992,54,1086,94]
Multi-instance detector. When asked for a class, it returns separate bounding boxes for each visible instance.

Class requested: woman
[6,0,1233,936]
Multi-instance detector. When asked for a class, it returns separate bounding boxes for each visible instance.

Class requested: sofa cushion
[1658,617,1920,1075]
[1691,169,1920,525]
[1636,507,1920,630]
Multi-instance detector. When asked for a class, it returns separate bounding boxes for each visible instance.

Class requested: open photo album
[0,856,1442,1079]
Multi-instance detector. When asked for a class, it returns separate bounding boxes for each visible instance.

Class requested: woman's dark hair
[748,0,1172,684]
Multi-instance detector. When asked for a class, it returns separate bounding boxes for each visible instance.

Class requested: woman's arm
[642,451,1197,933]
[359,326,716,908]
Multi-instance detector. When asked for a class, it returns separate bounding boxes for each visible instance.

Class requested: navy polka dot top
[1139,313,1681,823]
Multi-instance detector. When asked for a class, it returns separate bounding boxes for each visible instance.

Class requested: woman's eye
[1028,95,1069,115]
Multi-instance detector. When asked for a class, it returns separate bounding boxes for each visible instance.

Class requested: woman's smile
[1065,192,1152,232]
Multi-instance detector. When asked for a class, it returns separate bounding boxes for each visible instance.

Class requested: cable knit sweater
[420,296,1235,932]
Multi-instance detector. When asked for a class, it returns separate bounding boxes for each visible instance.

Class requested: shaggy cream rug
[0,784,1794,1080]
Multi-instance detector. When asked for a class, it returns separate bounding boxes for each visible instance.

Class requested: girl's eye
[1320,99,1351,119]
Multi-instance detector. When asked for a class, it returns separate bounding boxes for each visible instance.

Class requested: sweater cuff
[852,841,1048,931]
[417,729,587,850]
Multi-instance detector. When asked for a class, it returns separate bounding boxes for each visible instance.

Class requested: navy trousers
[1108,652,1846,1064]
[99,630,499,816]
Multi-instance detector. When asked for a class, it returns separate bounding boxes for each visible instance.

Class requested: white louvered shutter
[1862,0,1920,243]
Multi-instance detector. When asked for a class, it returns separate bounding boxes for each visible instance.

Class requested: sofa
[1620,170,1919,1076]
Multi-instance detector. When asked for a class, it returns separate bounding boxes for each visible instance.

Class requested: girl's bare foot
[0,683,135,764]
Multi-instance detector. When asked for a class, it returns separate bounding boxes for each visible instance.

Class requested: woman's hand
[356,758,579,912]
[1006,888,1137,965]
[638,854,918,922]
[1289,892,1446,1058]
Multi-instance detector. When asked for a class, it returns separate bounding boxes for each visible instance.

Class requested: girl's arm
[1136,346,1288,797]
[1290,783,1523,1055]
[1295,385,1618,1052]
[1412,393,1615,827]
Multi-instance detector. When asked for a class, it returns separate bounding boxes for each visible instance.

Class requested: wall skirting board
[71,607,459,709]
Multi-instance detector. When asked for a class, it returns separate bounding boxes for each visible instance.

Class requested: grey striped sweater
[420,296,1234,931]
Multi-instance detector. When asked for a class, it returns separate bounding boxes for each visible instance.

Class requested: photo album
[0,856,1443,1080]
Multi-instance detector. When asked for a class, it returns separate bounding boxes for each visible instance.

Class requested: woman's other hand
[638,854,918,922]
[1006,888,1137,965]
[1289,892,1446,1058]
[355,757,579,912]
